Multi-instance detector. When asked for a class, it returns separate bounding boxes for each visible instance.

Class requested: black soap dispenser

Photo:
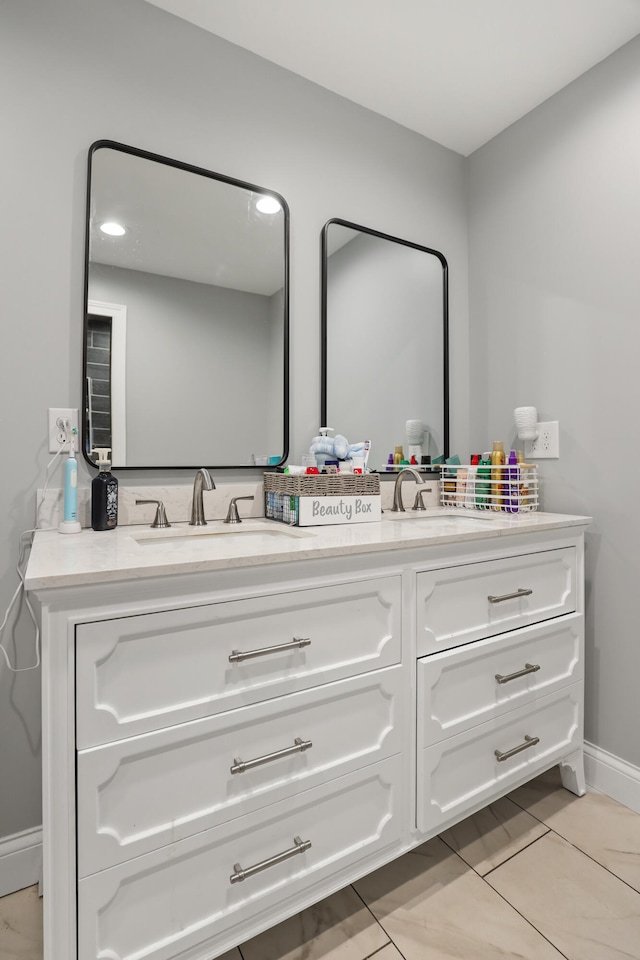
[91,448,118,531]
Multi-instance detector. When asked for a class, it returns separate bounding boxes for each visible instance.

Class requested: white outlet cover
[524,421,559,459]
[48,407,79,453]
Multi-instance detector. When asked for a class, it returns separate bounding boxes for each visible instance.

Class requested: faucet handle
[224,495,255,524]
[136,499,171,529]
[412,488,430,511]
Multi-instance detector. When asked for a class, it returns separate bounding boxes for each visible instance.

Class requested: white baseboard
[584,741,640,814]
[0,826,42,898]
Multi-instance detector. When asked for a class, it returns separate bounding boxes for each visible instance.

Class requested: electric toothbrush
[59,424,82,535]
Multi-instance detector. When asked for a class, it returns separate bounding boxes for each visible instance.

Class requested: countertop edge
[25,513,592,592]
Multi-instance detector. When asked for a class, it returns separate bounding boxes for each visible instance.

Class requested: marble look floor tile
[508,765,576,815]
[487,830,640,960]
[440,795,549,875]
[353,836,562,959]
[0,885,43,960]
[509,769,640,893]
[239,885,388,960]
[368,945,404,959]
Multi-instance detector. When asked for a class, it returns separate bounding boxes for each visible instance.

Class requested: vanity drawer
[78,755,402,960]
[416,684,582,834]
[416,547,576,656]
[76,576,401,748]
[77,666,404,876]
[417,613,583,744]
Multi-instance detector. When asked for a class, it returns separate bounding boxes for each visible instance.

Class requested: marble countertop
[24,508,591,591]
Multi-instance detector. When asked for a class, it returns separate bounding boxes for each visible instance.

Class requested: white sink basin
[132,523,313,546]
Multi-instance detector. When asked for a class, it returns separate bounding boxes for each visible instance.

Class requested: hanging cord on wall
[0,426,74,673]
[0,531,41,672]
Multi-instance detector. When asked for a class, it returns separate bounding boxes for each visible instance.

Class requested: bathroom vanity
[26,509,589,960]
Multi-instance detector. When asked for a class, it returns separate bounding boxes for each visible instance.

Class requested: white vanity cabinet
[28,515,588,960]
[415,544,584,834]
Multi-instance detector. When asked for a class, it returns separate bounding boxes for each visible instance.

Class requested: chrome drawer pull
[230,835,311,884]
[229,637,311,663]
[495,734,540,763]
[488,588,533,604]
[230,737,313,775]
[495,663,540,685]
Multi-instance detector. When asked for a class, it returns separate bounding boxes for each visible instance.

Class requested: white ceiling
[142,0,640,155]
[90,146,286,293]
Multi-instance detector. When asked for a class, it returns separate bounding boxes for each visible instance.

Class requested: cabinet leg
[559,750,586,797]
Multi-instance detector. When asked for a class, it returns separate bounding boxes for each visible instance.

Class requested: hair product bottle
[491,441,505,511]
[476,455,492,508]
[507,449,520,513]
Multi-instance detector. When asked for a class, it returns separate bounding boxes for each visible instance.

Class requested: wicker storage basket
[264,472,381,526]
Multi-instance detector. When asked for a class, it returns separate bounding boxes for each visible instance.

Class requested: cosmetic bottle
[465,454,480,508]
[476,455,492,508]
[517,450,532,503]
[507,449,519,513]
[456,466,468,504]
[393,445,404,466]
[491,441,505,511]
[91,448,118,531]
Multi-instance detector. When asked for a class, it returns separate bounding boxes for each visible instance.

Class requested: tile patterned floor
[3,767,640,960]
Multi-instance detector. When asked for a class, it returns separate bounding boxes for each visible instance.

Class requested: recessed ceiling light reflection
[256,196,281,215]
[100,221,127,236]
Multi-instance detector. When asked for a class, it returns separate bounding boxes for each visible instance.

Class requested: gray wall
[467,34,640,766]
[89,264,278,465]
[0,0,468,846]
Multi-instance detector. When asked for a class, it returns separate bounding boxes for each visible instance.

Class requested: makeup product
[507,449,519,513]
[465,454,480,508]
[456,467,468,504]
[491,441,505,511]
[476,455,492,508]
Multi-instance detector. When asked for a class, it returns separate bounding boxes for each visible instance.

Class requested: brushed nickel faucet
[190,468,215,525]
[224,495,255,524]
[391,466,425,512]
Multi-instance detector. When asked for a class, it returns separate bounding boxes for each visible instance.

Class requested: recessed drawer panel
[77,666,404,876]
[76,577,401,748]
[416,684,582,835]
[418,613,583,744]
[78,756,402,960]
[417,547,576,656]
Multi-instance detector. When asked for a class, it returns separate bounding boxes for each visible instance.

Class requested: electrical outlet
[524,421,560,459]
[48,407,78,453]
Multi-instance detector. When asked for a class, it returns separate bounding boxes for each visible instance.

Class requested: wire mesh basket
[440,463,539,514]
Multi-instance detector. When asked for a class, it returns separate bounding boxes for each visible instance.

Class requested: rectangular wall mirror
[83,141,289,469]
[321,219,449,472]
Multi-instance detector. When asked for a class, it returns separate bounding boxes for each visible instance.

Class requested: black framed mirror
[83,141,289,469]
[321,219,449,472]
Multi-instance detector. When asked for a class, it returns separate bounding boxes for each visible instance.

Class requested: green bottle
[476,457,491,509]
